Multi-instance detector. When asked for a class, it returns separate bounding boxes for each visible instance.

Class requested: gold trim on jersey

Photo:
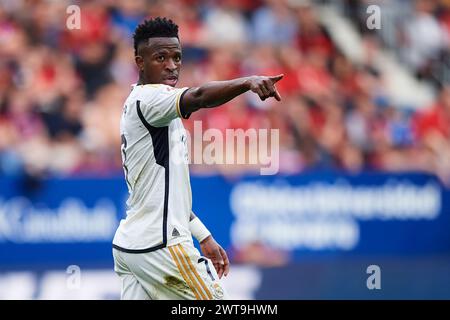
[169,244,213,300]
[173,245,208,300]
[176,90,184,118]
[168,245,202,300]
[175,244,211,299]
[178,244,213,300]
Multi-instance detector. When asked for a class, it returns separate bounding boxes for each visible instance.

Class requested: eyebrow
[151,49,182,56]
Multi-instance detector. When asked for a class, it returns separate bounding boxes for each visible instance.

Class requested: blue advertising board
[0,172,449,270]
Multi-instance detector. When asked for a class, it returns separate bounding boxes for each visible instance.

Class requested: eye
[174,55,181,63]
[156,55,165,62]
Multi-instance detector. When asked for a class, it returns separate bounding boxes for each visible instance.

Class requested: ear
[135,55,144,71]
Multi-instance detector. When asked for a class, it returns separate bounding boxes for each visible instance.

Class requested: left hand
[199,236,230,279]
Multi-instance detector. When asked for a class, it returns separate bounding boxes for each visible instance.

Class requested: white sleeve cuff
[189,217,211,243]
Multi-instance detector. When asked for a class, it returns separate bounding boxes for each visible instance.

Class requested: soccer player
[112,17,283,300]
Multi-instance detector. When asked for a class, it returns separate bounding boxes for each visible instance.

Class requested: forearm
[182,77,250,113]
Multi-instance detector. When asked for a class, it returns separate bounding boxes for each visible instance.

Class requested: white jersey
[113,83,192,253]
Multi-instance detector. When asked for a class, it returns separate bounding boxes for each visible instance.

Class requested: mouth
[162,75,178,86]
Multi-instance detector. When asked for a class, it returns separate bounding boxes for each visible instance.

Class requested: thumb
[269,74,284,83]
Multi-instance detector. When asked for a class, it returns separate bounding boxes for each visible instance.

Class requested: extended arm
[180,74,284,116]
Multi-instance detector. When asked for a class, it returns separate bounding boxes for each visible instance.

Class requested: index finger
[219,246,230,277]
[273,87,281,101]
[269,74,284,83]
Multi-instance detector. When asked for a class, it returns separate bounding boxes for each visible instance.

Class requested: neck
[137,72,148,85]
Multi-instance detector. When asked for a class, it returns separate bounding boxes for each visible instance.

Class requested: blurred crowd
[344,0,450,86]
[1,0,450,184]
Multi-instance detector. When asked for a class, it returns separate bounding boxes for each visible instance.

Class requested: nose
[165,58,177,71]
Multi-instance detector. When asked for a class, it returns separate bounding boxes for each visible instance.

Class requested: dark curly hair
[133,17,179,56]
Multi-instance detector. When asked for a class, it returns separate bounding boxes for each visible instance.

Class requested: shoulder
[139,84,184,99]
[127,84,161,106]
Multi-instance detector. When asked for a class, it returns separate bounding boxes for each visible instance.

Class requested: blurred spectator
[251,0,298,45]
[400,0,448,80]
[203,0,250,47]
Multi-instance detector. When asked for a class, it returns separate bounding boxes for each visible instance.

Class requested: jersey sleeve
[139,84,190,127]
